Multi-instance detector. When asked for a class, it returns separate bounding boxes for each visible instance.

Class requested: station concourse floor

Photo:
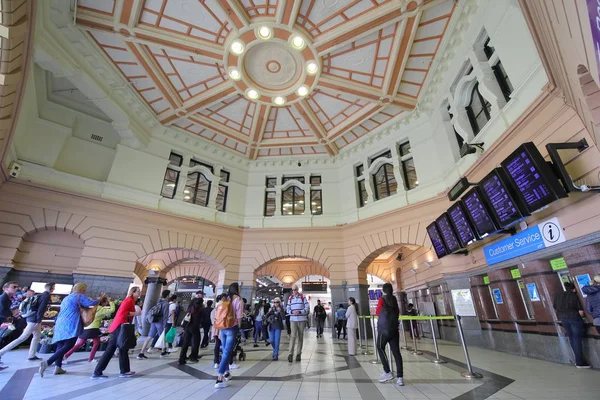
[0,330,597,400]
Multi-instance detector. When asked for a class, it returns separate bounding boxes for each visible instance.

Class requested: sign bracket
[546,139,600,193]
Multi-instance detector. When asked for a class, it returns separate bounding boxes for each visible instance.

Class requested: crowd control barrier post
[400,321,412,350]
[429,317,446,364]
[370,316,379,364]
[362,317,372,355]
[357,316,363,351]
[456,315,482,379]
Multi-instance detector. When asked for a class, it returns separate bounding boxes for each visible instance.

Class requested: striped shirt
[286,294,309,322]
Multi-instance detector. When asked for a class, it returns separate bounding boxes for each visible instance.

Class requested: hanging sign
[550,257,568,271]
[492,288,504,304]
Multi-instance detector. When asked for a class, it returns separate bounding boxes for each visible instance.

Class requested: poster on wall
[576,274,592,298]
[450,289,477,317]
[526,282,541,302]
[436,294,447,315]
[492,288,504,304]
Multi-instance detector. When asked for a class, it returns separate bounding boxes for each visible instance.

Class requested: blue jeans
[270,328,281,358]
[218,327,238,375]
[254,320,263,342]
[562,317,585,365]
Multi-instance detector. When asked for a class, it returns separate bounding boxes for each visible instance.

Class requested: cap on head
[594,275,600,284]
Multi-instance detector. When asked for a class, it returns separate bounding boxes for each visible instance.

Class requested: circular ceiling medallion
[224,24,322,106]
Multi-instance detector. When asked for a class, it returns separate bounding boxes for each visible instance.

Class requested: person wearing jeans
[554,282,591,368]
[375,283,404,386]
[582,275,600,335]
[265,297,285,360]
[0,282,53,364]
[253,300,265,347]
[286,285,310,363]
[215,283,243,389]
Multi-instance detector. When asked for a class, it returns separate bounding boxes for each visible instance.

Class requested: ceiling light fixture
[306,61,318,75]
[296,85,309,97]
[166,183,176,188]
[184,189,190,194]
[258,26,272,40]
[184,195,191,200]
[230,40,245,55]
[291,35,305,49]
[228,68,241,80]
[288,212,293,215]
[247,89,260,100]
[273,96,286,106]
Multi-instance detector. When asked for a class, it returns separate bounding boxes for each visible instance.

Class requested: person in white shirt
[164,295,178,354]
[345,297,359,356]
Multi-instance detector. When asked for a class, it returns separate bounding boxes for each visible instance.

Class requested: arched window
[282,185,305,215]
[466,82,491,135]
[184,172,211,207]
[373,163,397,200]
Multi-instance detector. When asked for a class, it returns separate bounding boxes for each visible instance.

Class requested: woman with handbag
[63,296,115,363]
[91,286,141,379]
[39,283,100,377]
[265,297,285,360]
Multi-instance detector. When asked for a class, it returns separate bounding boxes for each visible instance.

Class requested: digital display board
[448,201,478,247]
[426,222,449,259]
[501,142,567,214]
[436,213,462,253]
[479,168,528,228]
[462,187,498,237]
[302,282,327,292]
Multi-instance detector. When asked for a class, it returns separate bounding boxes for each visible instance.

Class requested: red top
[375,297,384,316]
[109,296,135,333]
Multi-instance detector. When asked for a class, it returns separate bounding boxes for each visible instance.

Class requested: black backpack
[146,299,164,324]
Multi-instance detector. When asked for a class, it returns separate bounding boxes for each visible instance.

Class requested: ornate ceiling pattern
[75,0,455,159]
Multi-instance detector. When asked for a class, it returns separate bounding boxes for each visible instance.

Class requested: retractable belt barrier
[356,315,481,379]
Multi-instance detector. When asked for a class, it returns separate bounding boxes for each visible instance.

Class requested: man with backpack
[0,282,53,367]
[137,289,170,360]
[286,284,310,363]
[313,300,327,338]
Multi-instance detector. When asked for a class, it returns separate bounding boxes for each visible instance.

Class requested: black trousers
[316,318,325,335]
[95,325,131,375]
[47,337,77,368]
[179,326,200,362]
[377,332,403,377]
[200,324,210,347]
[213,336,221,364]
[337,320,347,338]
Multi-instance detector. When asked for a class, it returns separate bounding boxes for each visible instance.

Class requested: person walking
[582,275,600,335]
[92,286,141,379]
[39,283,100,377]
[133,298,144,336]
[0,282,33,370]
[553,282,591,368]
[137,289,170,359]
[165,294,178,354]
[345,297,359,356]
[253,300,265,347]
[179,297,202,365]
[375,283,404,386]
[286,284,309,363]
[265,297,285,360]
[335,304,347,339]
[314,300,327,338]
[63,296,115,363]
[0,282,52,367]
[200,299,213,348]
[214,283,243,389]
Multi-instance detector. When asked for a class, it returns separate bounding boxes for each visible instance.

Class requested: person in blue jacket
[582,275,600,335]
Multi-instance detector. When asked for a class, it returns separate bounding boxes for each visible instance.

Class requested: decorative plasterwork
[65,0,456,159]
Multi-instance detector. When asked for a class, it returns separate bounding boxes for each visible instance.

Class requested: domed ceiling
[75,0,455,159]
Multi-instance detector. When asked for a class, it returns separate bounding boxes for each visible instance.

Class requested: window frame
[372,163,397,200]
[310,189,322,215]
[264,191,276,217]
[216,184,228,212]
[466,83,492,135]
[160,168,180,199]
[184,171,212,207]
[368,150,392,167]
[357,179,367,207]
[398,141,418,191]
[492,61,513,103]
[281,185,305,215]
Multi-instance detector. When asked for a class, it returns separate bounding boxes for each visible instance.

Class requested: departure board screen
[462,187,498,237]
[501,142,567,213]
[426,222,448,259]
[436,213,462,253]
[448,201,478,247]
[479,169,526,228]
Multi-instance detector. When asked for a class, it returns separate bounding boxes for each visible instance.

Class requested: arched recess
[254,257,330,287]
[13,229,84,275]
[577,64,600,127]
[165,261,219,286]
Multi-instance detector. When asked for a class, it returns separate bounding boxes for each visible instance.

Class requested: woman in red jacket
[91,286,141,379]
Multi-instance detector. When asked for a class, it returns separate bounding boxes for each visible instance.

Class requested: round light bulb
[296,85,309,96]
[291,36,305,49]
[247,89,259,100]
[273,96,285,106]
[258,26,271,39]
[228,69,241,80]
[306,61,318,74]
[230,40,244,55]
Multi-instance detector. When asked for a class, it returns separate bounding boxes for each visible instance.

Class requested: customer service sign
[484,218,565,266]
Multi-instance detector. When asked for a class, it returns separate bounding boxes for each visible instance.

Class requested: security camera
[297,162,302,167]
[459,142,485,158]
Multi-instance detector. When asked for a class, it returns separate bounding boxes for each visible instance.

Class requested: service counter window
[516,279,535,320]
[487,286,499,319]
[557,270,572,290]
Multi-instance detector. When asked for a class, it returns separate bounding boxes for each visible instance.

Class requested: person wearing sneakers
[286,284,310,363]
[39,283,100,377]
[376,283,404,386]
[553,282,591,369]
[214,283,243,389]
[211,294,223,369]
[0,281,19,371]
[91,286,141,379]
[137,289,170,359]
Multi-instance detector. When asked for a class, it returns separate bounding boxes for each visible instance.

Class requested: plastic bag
[165,327,177,344]
[154,331,166,349]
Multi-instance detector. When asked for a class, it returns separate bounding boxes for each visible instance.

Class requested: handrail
[357,315,455,321]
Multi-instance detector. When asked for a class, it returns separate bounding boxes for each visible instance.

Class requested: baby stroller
[232,328,253,362]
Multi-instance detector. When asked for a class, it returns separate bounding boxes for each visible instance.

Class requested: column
[208,165,222,210]
[330,284,347,338]
[240,284,256,304]
[141,277,166,335]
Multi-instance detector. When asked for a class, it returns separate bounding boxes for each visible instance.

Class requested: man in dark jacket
[582,275,600,335]
[200,300,213,348]
[179,298,203,365]
[376,283,404,386]
[0,281,34,368]
[313,300,327,338]
[554,282,591,368]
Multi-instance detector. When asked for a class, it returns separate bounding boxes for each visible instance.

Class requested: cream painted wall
[55,136,115,182]
[107,145,167,194]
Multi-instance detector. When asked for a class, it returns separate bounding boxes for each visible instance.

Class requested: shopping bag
[154,331,166,348]
[116,323,137,350]
[165,326,177,344]
[180,312,191,329]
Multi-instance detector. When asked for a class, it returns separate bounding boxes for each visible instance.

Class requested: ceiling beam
[259,137,320,147]
[314,2,404,56]
[76,10,224,62]
[384,13,421,97]
[279,0,301,28]
[249,104,270,160]
[327,103,386,141]
[295,101,338,156]
[216,0,250,30]
[189,114,251,144]
[115,0,144,28]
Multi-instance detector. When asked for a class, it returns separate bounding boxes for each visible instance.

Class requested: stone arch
[254,257,330,287]
[577,64,600,125]
[165,261,220,286]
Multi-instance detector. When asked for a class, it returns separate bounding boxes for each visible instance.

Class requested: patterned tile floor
[0,330,597,400]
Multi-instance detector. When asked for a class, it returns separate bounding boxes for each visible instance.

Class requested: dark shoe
[266,342,270,347]
[253,343,259,348]
[296,354,301,362]
[288,354,293,363]
[273,355,278,361]
[160,352,168,358]
[91,374,108,379]
[28,356,42,361]
[119,371,135,378]
[178,360,186,365]
[136,354,148,360]
[0,365,8,372]
[188,358,199,363]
